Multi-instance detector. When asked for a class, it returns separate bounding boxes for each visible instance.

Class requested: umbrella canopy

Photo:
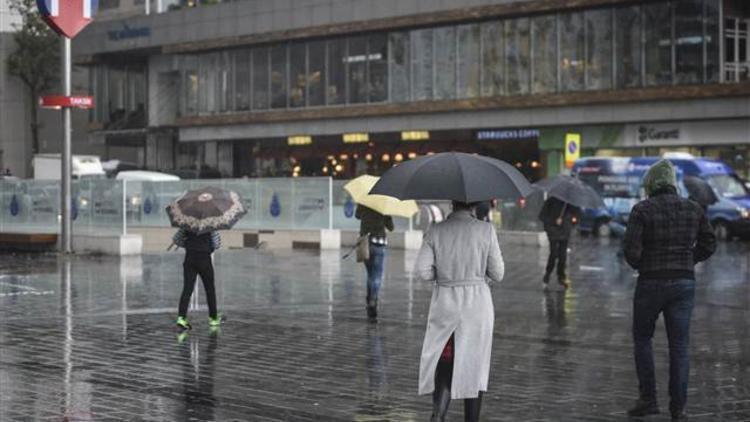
[344,175,419,218]
[533,175,605,209]
[684,175,719,206]
[166,186,247,234]
[369,152,533,202]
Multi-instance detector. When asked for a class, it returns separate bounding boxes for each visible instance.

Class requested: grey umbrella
[533,175,605,209]
[369,152,533,202]
[166,186,247,234]
[683,176,719,206]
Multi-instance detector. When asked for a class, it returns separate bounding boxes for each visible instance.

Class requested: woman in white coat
[415,201,505,422]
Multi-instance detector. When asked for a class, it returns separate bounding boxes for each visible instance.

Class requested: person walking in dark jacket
[356,205,394,322]
[173,228,224,330]
[624,160,716,421]
[538,196,581,289]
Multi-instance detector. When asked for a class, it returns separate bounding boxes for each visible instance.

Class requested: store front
[224,127,543,180]
[540,119,750,179]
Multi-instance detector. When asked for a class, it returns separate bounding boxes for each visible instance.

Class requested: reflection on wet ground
[0,237,749,421]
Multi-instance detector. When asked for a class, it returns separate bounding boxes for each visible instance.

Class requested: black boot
[464,392,482,422]
[366,298,378,322]
[431,362,452,422]
[628,398,660,417]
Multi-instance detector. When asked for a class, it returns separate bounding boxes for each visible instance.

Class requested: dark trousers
[178,251,218,319]
[545,237,569,278]
[431,357,482,422]
[633,279,695,414]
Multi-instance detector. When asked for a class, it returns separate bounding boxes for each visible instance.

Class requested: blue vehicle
[572,155,750,240]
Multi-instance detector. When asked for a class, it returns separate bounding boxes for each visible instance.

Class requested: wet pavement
[0,237,749,421]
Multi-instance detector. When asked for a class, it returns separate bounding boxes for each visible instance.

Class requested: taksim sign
[37,0,98,38]
[40,95,94,109]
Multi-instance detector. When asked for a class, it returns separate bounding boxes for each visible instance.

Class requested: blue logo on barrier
[143,197,153,214]
[9,195,19,216]
[270,193,281,218]
[344,197,355,218]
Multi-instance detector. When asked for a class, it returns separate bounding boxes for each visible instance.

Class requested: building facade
[0,0,28,176]
[73,0,750,181]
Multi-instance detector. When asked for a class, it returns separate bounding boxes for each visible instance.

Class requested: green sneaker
[208,314,226,327]
[176,316,192,330]
[176,330,189,343]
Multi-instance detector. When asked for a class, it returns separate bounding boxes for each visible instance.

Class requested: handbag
[356,234,370,262]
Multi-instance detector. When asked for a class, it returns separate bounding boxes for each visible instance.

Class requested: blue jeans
[365,244,386,303]
[633,278,695,413]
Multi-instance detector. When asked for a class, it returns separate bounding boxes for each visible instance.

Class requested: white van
[33,154,106,180]
[115,170,180,182]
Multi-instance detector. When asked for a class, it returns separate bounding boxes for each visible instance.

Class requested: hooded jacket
[623,160,716,280]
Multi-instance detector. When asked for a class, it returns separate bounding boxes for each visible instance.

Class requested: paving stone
[0,238,748,420]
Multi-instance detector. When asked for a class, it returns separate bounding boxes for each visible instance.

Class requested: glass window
[586,9,613,90]
[289,43,306,108]
[199,53,218,114]
[308,41,326,107]
[505,18,530,95]
[458,24,481,98]
[218,51,231,113]
[234,50,250,111]
[434,26,457,100]
[389,32,410,103]
[327,38,346,105]
[707,174,749,198]
[705,0,720,83]
[270,44,288,109]
[560,12,585,91]
[644,2,673,86]
[532,15,557,94]
[348,36,368,104]
[252,48,269,110]
[675,0,704,84]
[481,21,505,97]
[368,33,388,103]
[109,67,126,121]
[182,56,198,116]
[615,5,642,88]
[411,28,434,101]
[128,67,147,115]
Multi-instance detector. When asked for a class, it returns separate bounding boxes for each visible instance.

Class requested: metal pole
[62,37,72,254]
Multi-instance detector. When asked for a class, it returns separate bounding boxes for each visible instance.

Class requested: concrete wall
[179,96,750,143]
[76,0,530,56]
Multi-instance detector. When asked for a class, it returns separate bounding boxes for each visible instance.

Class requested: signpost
[37,0,97,253]
[564,133,581,169]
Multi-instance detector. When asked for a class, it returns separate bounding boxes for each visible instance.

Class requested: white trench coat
[415,210,505,399]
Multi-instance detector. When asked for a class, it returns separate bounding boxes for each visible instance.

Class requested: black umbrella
[683,176,719,206]
[533,175,605,209]
[166,186,247,234]
[369,152,533,202]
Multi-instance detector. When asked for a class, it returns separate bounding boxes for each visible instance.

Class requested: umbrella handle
[167,242,176,251]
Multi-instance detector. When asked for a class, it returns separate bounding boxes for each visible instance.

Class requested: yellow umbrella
[344,175,419,218]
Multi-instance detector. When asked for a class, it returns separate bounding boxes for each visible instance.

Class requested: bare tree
[6,0,60,156]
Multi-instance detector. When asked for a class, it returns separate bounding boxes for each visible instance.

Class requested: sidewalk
[0,239,748,421]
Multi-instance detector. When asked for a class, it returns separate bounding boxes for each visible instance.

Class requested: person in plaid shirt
[624,160,716,422]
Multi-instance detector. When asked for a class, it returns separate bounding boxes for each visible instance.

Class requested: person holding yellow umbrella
[345,175,419,322]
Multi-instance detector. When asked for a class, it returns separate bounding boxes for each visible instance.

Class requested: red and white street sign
[39,95,95,109]
[37,0,98,38]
